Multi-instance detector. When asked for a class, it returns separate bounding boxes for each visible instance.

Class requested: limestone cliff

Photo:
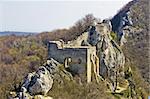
[9,58,73,99]
[66,21,126,92]
[111,0,149,85]
[110,0,149,97]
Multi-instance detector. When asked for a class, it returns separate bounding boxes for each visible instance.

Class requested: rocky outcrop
[87,22,125,92]
[110,0,138,46]
[65,21,125,92]
[111,0,149,85]
[9,21,127,98]
[9,58,60,99]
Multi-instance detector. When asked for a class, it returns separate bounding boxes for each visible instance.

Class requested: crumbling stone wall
[48,41,96,78]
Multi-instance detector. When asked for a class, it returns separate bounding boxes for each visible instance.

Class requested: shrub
[110,31,117,41]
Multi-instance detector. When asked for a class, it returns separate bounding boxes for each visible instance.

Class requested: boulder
[9,58,60,99]
[45,58,60,75]
[29,66,53,95]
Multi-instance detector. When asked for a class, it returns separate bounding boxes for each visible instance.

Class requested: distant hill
[0,31,38,36]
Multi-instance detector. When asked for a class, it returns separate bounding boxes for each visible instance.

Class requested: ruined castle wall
[48,42,87,74]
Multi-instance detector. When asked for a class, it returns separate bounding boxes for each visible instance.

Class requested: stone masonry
[48,41,99,83]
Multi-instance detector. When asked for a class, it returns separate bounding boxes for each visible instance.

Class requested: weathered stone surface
[9,58,60,99]
[54,21,125,92]
[45,58,60,75]
[111,10,133,46]
[86,22,125,92]
[29,66,53,95]
[59,21,125,92]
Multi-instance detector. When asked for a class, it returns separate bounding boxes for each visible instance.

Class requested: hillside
[123,0,149,84]
[0,0,149,99]
[111,0,149,86]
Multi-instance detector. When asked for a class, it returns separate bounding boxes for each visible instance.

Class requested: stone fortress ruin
[48,40,99,83]
[9,21,127,99]
[47,21,121,84]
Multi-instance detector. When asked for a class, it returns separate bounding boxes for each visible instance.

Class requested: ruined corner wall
[48,41,87,74]
[48,41,97,83]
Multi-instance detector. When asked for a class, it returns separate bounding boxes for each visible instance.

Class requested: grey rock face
[28,66,53,95]
[10,58,60,99]
[45,58,60,75]
[111,10,133,46]
[87,22,125,92]
[62,21,125,92]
